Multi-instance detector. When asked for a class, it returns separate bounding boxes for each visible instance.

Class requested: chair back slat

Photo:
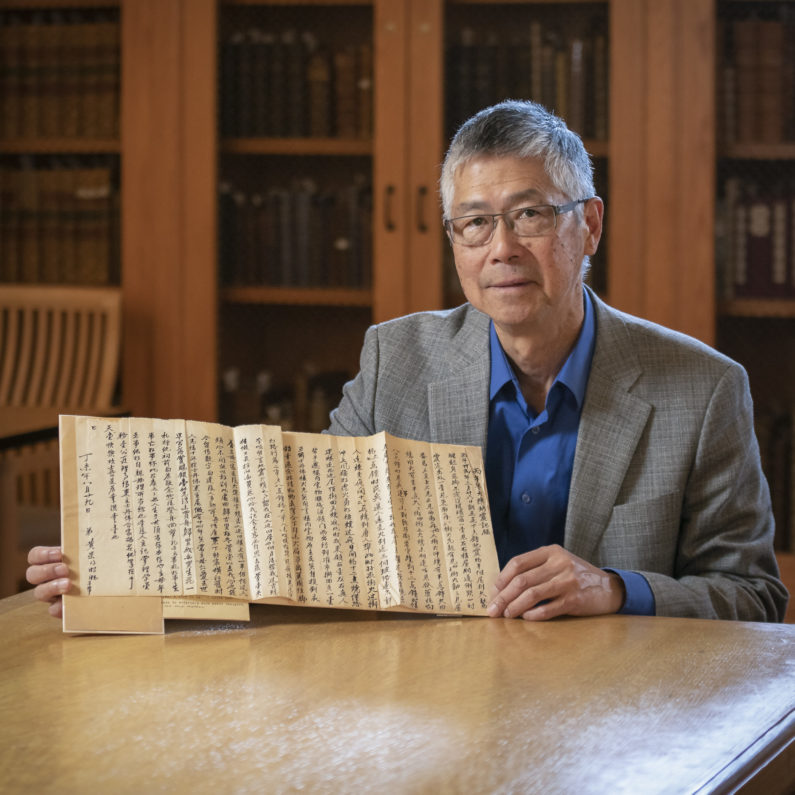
[0,286,122,412]
[0,307,21,404]
[26,307,51,406]
[10,308,35,406]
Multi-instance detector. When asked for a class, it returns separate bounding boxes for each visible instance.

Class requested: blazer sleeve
[642,363,788,621]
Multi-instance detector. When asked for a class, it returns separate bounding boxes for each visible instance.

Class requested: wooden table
[1,591,793,794]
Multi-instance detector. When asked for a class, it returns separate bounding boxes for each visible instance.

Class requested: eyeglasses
[444,198,592,247]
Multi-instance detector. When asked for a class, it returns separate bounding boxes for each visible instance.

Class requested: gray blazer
[329,289,788,621]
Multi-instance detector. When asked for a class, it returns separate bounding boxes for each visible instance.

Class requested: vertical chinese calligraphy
[64,416,499,615]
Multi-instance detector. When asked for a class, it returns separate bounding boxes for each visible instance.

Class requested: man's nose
[489,214,522,253]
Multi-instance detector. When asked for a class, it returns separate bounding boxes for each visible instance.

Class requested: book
[333,45,357,138]
[756,19,784,144]
[0,169,21,281]
[732,19,758,143]
[0,16,22,139]
[74,167,112,284]
[59,416,500,634]
[356,43,373,139]
[307,46,332,138]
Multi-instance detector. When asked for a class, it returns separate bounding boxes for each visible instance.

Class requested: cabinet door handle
[416,185,428,233]
[384,185,396,231]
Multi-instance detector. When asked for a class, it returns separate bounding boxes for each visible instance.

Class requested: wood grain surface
[1,590,793,793]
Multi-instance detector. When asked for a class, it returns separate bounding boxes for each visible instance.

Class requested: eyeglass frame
[443,198,593,247]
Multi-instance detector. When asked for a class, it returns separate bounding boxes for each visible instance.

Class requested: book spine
[306,47,332,138]
[19,20,42,137]
[0,168,21,282]
[0,17,22,139]
[356,43,373,139]
[756,19,784,144]
[333,45,357,139]
[74,167,112,284]
[732,19,758,143]
[60,20,82,137]
[38,169,62,282]
[18,166,40,282]
[94,21,120,138]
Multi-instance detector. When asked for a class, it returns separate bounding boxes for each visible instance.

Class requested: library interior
[0,1,794,792]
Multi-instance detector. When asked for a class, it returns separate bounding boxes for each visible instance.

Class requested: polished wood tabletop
[1,590,793,794]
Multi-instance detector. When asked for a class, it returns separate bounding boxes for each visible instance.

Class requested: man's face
[448,155,603,338]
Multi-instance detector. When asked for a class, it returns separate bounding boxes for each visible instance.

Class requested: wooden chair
[0,285,122,596]
[0,285,121,411]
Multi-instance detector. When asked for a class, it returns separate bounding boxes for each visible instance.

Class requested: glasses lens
[452,215,492,246]
[512,205,555,236]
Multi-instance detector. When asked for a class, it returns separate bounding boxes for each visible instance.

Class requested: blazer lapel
[427,307,491,451]
[564,296,652,560]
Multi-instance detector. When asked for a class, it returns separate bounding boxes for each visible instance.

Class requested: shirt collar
[488,290,596,410]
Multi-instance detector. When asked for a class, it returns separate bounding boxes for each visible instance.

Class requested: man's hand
[488,544,625,620]
[26,546,71,618]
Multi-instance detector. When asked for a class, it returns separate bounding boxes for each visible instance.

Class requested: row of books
[220,365,350,434]
[716,178,795,300]
[445,21,608,140]
[719,15,795,144]
[0,11,120,140]
[756,405,795,553]
[219,28,372,139]
[218,177,372,289]
[0,164,118,285]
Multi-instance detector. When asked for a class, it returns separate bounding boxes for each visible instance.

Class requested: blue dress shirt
[485,292,654,615]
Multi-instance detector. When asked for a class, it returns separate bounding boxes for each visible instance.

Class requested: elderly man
[28,100,787,621]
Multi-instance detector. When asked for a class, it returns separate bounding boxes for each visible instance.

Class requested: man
[28,100,787,621]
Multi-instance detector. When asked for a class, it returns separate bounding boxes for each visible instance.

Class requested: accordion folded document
[59,415,500,633]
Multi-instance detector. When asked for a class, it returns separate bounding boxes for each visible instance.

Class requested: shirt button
[521,492,532,504]
[531,426,540,435]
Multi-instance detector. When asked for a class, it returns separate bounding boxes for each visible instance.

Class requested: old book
[38,169,62,282]
[93,21,120,138]
[249,29,270,137]
[74,167,112,284]
[284,30,307,137]
[18,166,40,282]
[0,169,21,281]
[59,20,83,137]
[307,46,332,138]
[37,21,61,138]
[356,42,373,139]
[59,416,500,634]
[0,17,22,139]
[756,19,784,144]
[19,20,42,137]
[732,19,758,143]
[333,45,357,138]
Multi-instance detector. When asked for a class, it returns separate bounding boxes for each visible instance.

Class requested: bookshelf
[0,0,121,287]
[0,1,727,439]
[215,0,614,430]
[715,0,795,553]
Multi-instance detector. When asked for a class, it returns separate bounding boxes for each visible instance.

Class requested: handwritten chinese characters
[65,416,499,615]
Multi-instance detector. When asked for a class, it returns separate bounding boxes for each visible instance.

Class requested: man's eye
[464,216,489,229]
[517,207,540,219]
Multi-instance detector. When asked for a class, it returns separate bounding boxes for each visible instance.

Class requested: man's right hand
[26,546,71,618]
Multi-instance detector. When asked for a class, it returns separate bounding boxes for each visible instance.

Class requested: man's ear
[583,196,604,256]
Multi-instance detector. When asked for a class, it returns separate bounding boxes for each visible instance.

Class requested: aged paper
[61,416,500,632]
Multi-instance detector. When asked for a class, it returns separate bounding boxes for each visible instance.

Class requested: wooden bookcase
[0,0,121,287]
[713,0,795,553]
[0,0,721,429]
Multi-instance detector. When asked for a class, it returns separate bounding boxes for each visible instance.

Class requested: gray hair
[440,100,596,220]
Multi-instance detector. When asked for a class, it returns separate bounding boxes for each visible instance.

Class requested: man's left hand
[488,544,625,620]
